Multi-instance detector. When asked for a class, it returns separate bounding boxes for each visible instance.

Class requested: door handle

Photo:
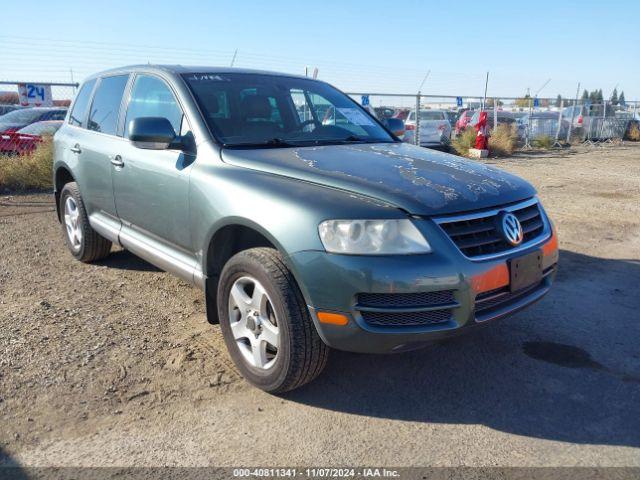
[110,155,124,168]
[70,145,82,154]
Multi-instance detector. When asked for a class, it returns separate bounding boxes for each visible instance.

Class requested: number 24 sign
[18,83,53,107]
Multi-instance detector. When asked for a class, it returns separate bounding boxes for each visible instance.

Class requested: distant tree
[597,89,604,103]
[0,91,19,104]
[611,88,618,105]
[589,90,597,103]
[555,94,562,107]
[619,91,626,107]
[582,89,589,101]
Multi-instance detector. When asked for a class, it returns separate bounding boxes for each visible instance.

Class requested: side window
[69,79,96,127]
[125,75,183,137]
[87,75,129,135]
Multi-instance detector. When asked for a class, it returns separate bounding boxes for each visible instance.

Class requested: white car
[403,109,452,149]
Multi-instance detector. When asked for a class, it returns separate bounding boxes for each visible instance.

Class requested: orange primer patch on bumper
[471,263,510,294]
[542,228,559,257]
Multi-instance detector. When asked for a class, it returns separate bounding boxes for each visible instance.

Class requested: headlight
[318,219,431,255]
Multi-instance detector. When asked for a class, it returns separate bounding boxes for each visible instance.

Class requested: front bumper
[288,216,559,354]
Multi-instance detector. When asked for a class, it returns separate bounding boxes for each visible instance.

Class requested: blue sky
[1,0,638,101]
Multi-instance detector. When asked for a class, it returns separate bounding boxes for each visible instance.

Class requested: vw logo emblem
[500,212,524,246]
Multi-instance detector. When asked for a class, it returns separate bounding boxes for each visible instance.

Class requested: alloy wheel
[228,276,280,370]
[64,196,82,251]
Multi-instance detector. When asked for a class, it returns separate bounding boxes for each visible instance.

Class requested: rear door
[54,79,95,180]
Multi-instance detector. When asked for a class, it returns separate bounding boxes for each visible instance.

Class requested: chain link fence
[347,91,640,150]
[0,79,638,158]
[0,81,76,156]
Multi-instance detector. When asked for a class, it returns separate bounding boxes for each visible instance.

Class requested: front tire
[217,248,329,393]
[59,182,112,262]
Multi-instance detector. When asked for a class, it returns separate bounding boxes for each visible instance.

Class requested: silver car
[403,109,452,149]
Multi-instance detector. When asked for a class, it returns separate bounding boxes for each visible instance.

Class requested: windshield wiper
[264,137,297,146]
[223,136,392,148]
[340,135,364,142]
[223,137,300,148]
[338,135,392,144]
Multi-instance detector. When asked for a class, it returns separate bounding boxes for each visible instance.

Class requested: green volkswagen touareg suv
[53,65,558,392]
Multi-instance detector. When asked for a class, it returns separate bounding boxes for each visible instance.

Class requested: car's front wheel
[217,247,329,393]
[59,182,112,262]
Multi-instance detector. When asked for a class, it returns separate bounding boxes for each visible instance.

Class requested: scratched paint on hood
[221,142,536,215]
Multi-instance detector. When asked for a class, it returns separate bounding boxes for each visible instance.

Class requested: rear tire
[59,182,112,262]
[217,247,329,393]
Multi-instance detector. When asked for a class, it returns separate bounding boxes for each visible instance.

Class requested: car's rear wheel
[217,247,329,393]
[59,182,112,262]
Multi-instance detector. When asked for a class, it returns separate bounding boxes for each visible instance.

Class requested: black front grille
[358,290,455,308]
[437,200,546,258]
[356,289,458,328]
[475,282,541,312]
[361,309,453,327]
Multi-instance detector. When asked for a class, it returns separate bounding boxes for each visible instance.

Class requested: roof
[85,64,312,81]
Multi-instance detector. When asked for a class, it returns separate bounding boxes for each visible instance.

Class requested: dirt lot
[1,144,639,467]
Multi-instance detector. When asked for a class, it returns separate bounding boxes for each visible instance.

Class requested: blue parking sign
[456,96,463,107]
[361,95,370,106]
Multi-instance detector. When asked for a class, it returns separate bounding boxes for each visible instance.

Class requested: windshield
[418,111,446,121]
[0,108,45,124]
[183,73,394,147]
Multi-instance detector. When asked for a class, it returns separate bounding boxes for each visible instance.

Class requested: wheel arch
[202,217,296,324]
[53,164,76,222]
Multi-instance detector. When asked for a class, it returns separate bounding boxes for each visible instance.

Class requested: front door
[112,74,195,256]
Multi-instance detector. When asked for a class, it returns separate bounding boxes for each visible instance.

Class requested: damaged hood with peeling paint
[221,142,536,215]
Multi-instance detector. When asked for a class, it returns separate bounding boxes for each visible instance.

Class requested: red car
[0,107,67,134]
[0,120,63,155]
[454,109,475,135]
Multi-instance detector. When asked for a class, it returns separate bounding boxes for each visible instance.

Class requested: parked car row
[0,106,67,155]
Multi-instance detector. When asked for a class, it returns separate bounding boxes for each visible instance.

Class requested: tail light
[437,124,447,132]
[577,115,583,125]
[405,124,416,131]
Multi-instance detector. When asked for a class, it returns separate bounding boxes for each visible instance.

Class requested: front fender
[189,157,405,266]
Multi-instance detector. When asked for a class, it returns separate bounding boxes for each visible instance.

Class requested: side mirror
[129,117,176,150]
[383,117,406,138]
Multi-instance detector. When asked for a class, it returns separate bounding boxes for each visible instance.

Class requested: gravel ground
[1,144,639,467]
